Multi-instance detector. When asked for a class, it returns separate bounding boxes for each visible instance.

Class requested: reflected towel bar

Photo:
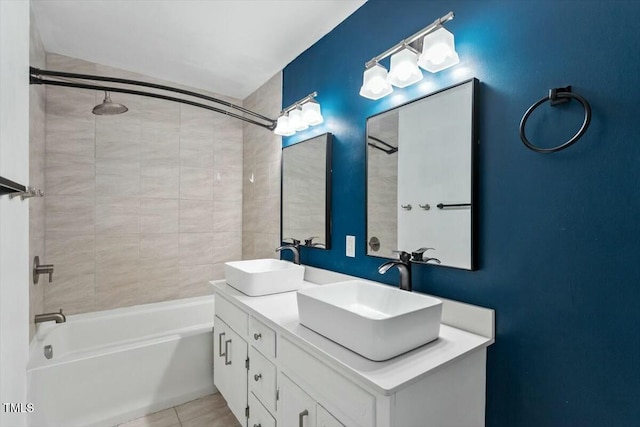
[437,203,471,209]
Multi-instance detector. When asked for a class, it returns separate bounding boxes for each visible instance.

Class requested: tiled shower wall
[42,54,243,315]
[29,12,46,339]
[242,73,282,260]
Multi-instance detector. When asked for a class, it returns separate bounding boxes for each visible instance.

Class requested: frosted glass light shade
[289,107,308,131]
[359,63,393,100]
[418,26,460,73]
[302,100,323,126]
[274,115,295,136]
[387,47,423,88]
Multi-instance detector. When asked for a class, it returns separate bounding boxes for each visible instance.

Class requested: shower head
[92,91,128,115]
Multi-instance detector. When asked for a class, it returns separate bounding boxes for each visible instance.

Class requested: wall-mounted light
[359,11,459,100]
[274,92,324,136]
[387,45,423,88]
[418,26,460,72]
[359,63,394,100]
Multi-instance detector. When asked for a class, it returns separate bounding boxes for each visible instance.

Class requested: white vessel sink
[225,259,304,296]
[297,280,442,361]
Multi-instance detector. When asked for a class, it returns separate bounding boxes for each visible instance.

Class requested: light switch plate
[346,235,355,258]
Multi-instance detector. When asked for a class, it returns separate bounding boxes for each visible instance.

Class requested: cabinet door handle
[253,424,262,427]
[224,339,232,365]
[253,332,262,340]
[298,409,309,427]
[218,332,226,357]
[254,373,262,382]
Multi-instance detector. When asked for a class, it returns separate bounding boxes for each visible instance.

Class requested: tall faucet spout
[378,259,412,291]
[276,245,300,265]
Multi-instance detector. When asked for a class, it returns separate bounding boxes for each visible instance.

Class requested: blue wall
[281,1,640,425]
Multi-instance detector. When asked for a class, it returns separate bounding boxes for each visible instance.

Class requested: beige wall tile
[46,153,95,195]
[141,160,179,199]
[141,198,179,233]
[45,233,95,278]
[213,200,242,232]
[30,27,47,339]
[178,265,215,299]
[140,233,179,268]
[213,232,242,264]
[96,196,140,234]
[179,233,214,265]
[44,273,95,315]
[242,72,282,260]
[46,195,95,234]
[180,167,213,200]
[42,56,247,315]
[180,200,214,233]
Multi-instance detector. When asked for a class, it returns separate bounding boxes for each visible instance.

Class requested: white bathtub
[27,295,215,427]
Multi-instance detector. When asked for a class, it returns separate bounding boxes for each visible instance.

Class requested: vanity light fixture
[387,45,423,88]
[274,92,324,136]
[359,11,458,100]
[417,26,460,72]
[359,63,394,100]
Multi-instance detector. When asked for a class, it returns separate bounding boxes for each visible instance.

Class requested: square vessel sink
[225,259,304,296]
[297,280,442,361]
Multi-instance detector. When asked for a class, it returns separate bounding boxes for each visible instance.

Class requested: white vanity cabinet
[279,373,344,427]
[213,315,248,424]
[213,272,494,427]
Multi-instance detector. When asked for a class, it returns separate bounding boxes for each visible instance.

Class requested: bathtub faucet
[35,309,66,324]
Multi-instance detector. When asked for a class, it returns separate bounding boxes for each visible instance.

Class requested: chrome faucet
[35,309,66,324]
[378,251,412,291]
[276,244,300,265]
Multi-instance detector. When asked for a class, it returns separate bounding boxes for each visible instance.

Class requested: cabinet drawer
[249,392,276,427]
[249,316,276,358]
[279,336,375,427]
[215,294,248,337]
[249,346,277,413]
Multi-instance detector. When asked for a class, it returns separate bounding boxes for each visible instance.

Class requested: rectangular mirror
[282,133,332,249]
[366,79,478,270]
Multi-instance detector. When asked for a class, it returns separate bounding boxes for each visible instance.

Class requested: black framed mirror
[281,133,332,249]
[366,79,478,270]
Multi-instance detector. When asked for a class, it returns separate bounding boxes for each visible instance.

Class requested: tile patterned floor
[117,393,241,427]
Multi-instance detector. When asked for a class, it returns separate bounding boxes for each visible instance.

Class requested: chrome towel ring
[519,86,591,153]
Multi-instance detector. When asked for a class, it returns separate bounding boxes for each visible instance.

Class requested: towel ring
[519,86,591,153]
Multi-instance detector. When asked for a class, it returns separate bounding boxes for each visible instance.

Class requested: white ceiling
[31,0,366,100]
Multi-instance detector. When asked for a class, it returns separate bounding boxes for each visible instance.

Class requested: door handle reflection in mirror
[401,204,412,210]
[218,332,226,357]
[224,339,232,365]
[298,409,309,427]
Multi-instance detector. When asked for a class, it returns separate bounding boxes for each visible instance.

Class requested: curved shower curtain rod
[29,67,278,130]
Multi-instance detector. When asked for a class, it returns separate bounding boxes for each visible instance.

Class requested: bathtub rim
[28,294,215,370]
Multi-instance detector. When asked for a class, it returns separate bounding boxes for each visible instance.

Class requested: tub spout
[35,309,66,324]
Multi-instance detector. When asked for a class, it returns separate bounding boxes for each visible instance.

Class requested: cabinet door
[279,373,316,427]
[317,405,344,427]
[214,316,248,425]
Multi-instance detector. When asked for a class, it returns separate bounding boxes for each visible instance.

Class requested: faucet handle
[391,250,411,263]
[411,247,435,262]
[304,236,319,246]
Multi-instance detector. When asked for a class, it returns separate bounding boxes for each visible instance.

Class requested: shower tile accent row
[42,53,244,315]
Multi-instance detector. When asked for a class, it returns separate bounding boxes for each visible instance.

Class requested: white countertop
[212,277,494,396]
